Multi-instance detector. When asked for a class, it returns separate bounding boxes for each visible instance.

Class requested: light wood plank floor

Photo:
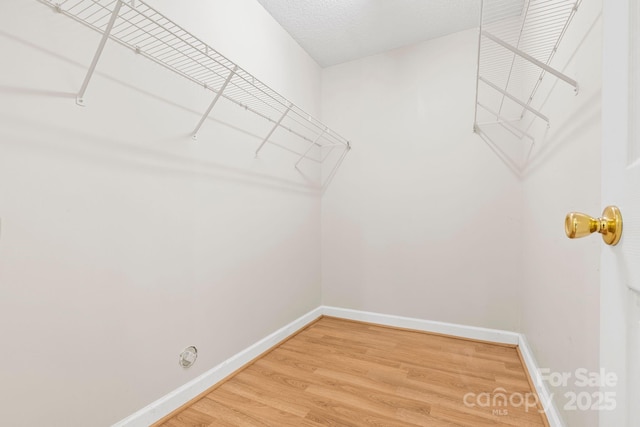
[156,317,549,426]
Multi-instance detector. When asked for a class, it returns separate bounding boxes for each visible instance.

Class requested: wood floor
[156,317,549,427]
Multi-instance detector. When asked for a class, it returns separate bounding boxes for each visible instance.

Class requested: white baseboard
[111,306,323,427]
[333,306,562,427]
[113,305,563,427]
[518,334,566,427]
[321,306,520,345]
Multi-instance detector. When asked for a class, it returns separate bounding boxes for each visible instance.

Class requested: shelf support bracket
[295,129,326,168]
[478,76,549,123]
[482,31,579,92]
[75,0,123,106]
[255,104,291,156]
[192,66,237,140]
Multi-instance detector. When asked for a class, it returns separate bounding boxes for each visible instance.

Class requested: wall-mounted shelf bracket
[255,104,292,156]
[481,31,578,94]
[478,76,549,123]
[75,0,123,106]
[473,0,582,172]
[38,0,351,178]
[192,65,237,140]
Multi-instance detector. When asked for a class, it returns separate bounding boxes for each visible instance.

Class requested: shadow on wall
[0,84,76,99]
[522,89,601,177]
[474,127,525,177]
[474,10,602,178]
[477,89,601,180]
[0,112,320,196]
[321,145,350,195]
[0,29,351,194]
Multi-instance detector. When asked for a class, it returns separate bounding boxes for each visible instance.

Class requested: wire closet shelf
[39,0,350,165]
[473,0,581,170]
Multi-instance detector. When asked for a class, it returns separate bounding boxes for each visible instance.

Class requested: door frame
[601,0,630,425]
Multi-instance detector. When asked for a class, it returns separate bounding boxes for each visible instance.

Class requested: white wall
[0,1,322,426]
[321,5,603,426]
[0,1,605,426]
[520,1,602,426]
[320,29,523,331]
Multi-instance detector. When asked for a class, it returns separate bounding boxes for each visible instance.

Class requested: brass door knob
[565,206,623,246]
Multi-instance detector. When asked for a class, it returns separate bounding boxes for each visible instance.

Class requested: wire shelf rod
[486,20,525,31]
[477,102,535,141]
[526,7,573,19]
[125,2,297,116]
[527,2,572,14]
[192,66,237,139]
[479,76,549,122]
[527,3,572,14]
[524,13,573,26]
[522,19,573,33]
[83,3,113,22]
[40,0,351,153]
[76,0,122,105]
[131,45,338,148]
[496,0,531,117]
[295,129,326,168]
[115,15,225,75]
[482,31,577,88]
[116,13,293,123]
[255,105,292,156]
[473,0,485,127]
[483,5,524,16]
[520,0,581,117]
[525,10,572,23]
[521,34,567,47]
[523,20,569,32]
[69,0,103,14]
[474,0,582,171]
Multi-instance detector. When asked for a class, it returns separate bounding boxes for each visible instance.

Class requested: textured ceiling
[256,0,482,67]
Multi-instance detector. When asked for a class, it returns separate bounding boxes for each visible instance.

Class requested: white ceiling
[256,0,481,68]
